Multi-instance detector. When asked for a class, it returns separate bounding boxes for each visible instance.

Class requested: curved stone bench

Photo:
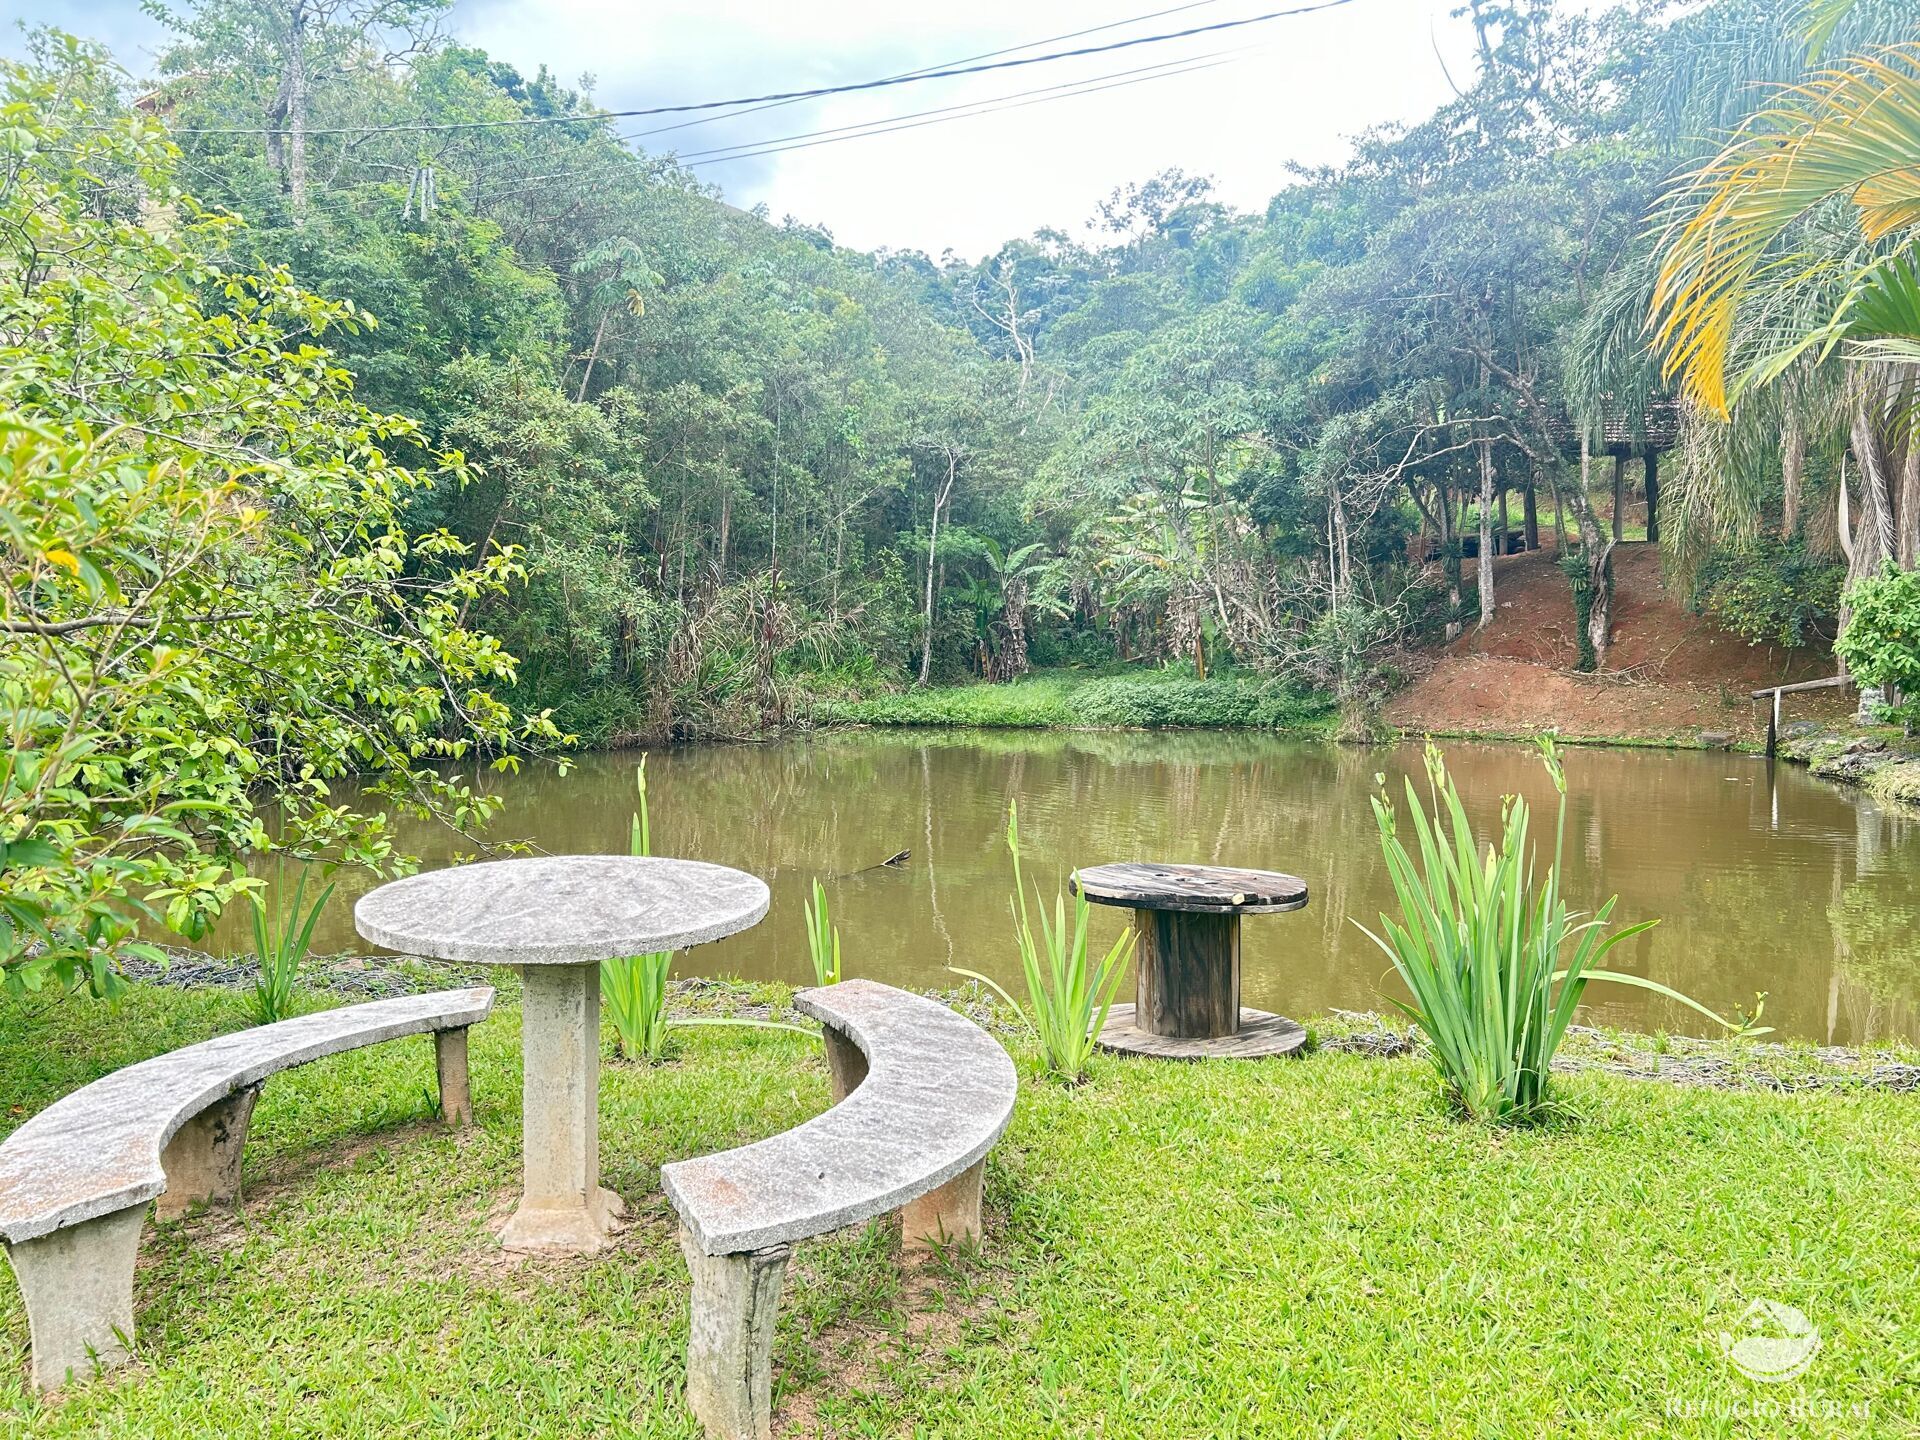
[662,978,1017,1440]
[0,986,493,1391]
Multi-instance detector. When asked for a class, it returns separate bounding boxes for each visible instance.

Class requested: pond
[216,732,1920,1047]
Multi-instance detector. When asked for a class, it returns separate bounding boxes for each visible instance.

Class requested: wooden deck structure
[1547,399,1682,544]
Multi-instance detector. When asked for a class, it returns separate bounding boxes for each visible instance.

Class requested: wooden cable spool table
[1071,862,1310,1060]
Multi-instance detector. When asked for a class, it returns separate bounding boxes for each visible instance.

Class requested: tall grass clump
[1359,737,1757,1124]
[604,758,674,1062]
[803,879,842,986]
[246,871,334,1026]
[951,802,1135,1084]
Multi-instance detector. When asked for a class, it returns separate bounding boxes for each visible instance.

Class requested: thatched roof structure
[1544,397,1682,455]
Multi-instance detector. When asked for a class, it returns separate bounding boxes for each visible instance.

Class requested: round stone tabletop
[354,855,770,966]
[1071,862,1309,915]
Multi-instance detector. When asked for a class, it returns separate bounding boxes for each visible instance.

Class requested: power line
[431,3,1239,189]
[148,0,1361,138]
[674,49,1249,165]
[170,43,1255,230]
[686,56,1237,169]
[620,0,1231,145]
[471,43,1261,193]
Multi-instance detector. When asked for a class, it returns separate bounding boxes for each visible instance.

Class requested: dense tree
[17,0,1920,777]
[0,43,558,991]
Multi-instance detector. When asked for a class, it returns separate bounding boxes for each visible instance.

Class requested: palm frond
[1650,45,1920,416]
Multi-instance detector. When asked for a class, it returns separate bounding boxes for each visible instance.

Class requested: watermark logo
[1718,1298,1821,1383]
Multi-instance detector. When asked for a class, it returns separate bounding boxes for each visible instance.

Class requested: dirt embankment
[1384,542,1850,744]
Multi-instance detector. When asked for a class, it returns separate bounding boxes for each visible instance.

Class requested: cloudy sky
[12,0,1502,259]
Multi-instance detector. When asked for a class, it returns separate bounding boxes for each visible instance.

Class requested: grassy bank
[5,983,1917,1437]
[1775,720,1920,807]
[816,667,1336,733]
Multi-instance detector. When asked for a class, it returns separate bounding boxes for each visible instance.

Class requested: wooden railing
[1752,675,1852,755]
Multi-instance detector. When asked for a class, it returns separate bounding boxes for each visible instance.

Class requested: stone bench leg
[821,1026,867,1103]
[5,1204,146,1391]
[901,1158,985,1261]
[435,1026,473,1125]
[156,1083,262,1221]
[679,1228,788,1440]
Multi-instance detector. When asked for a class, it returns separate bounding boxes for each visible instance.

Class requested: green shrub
[535,681,654,748]
[950,803,1134,1084]
[1559,550,1598,672]
[1358,739,1754,1124]
[819,668,1334,731]
[1835,563,1920,728]
[1695,539,1844,648]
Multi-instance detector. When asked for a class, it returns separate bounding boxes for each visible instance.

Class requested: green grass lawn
[816,666,1336,733]
[3,984,1917,1437]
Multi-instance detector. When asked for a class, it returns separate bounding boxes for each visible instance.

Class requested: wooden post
[1751,674,1854,754]
[1612,452,1626,542]
[1645,450,1660,544]
[1133,910,1241,1040]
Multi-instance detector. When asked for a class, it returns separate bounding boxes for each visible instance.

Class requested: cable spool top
[1071,863,1309,915]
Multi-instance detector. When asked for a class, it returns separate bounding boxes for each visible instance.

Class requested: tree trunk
[1899,431,1919,572]
[576,310,610,403]
[918,455,956,687]
[287,58,308,224]
[1439,481,1462,643]
[1001,576,1029,680]
[831,512,845,619]
[1782,418,1805,541]
[277,2,311,226]
[1846,379,1903,720]
[1849,385,1898,570]
[1522,479,1540,551]
[1588,541,1614,667]
[1579,434,1614,667]
[1476,438,1496,629]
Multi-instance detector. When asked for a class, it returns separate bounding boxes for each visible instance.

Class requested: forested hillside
[13,0,1920,750]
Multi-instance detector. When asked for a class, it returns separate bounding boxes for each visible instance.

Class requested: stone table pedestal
[356,855,768,1254]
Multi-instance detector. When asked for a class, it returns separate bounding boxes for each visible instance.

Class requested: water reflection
[207,733,1920,1046]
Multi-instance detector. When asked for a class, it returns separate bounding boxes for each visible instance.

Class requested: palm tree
[1648,35,1920,715]
[1647,47,1920,421]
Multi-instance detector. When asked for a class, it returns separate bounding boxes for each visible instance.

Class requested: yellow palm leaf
[1650,46,1920,417]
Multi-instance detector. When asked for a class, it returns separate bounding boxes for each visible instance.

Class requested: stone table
[1071,862,1309,1060]
[355,855,768,1253]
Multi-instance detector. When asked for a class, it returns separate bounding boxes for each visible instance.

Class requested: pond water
[216,732,1920,1047]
